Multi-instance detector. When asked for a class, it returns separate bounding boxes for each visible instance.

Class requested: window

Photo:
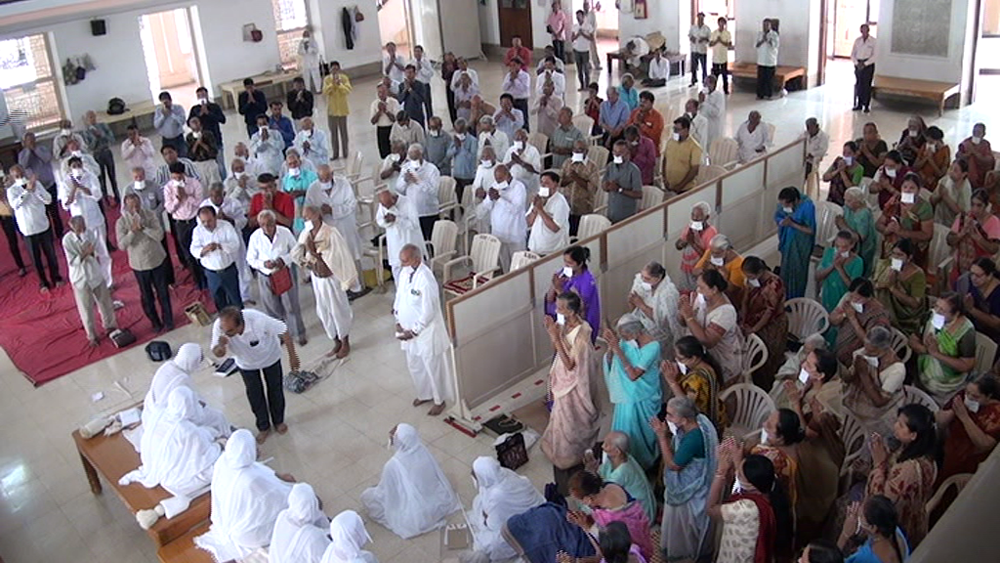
[0,33,63,131]
[270,0,310,70]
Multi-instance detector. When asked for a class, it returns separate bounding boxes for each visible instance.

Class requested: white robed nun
[195,429,293,562]
[320,510,378,563]
[139,343,230,449]
[119,387,221,517]
[360,423,459,539]
[269,483,330,563]
[628,269,682,359]
[468,457,545,561]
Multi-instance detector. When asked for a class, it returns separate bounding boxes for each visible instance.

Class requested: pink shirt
[681,224,719,273]
[163,177,204,221]
[547,10,572,41]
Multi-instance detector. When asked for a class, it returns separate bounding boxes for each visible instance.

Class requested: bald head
[399,243,423,267]
[317,164,332,182]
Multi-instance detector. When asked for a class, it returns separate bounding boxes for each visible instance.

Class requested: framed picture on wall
[634,0,648,19]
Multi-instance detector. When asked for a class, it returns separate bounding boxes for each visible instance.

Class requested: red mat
[0,205,212,386]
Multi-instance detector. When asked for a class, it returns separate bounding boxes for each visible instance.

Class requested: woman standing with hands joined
[875,173,933,270]
[739,256,788,389]
[546,245,601,343]
[541,291,600,494]
[679,270,744,386]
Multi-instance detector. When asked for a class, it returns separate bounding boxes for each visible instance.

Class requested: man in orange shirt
[504,35,533,71]
[627,91,664,155]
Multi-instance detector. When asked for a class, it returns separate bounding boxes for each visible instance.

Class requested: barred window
[0,33,63,131]
[270,0,310,70]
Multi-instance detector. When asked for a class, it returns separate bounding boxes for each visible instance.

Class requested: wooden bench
[157,523,270,563]
[219,71,299,110]
[72,424,210,548]
[728,62,807,92]
[96,99,157,136]
[872,75,961,116]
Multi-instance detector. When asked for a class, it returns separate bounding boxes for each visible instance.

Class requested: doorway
[378,0,414,59]
[139,8,202,109]
[830,0,879,58]
[498,0,533,49]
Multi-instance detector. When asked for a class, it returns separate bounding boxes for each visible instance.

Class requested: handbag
[495,432,529,470]
[108,329,136,348]
[145,341,172,362]
[269,266,293,296]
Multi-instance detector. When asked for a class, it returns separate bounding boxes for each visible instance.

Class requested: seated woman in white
[361,423,460,538]
[269,483,330,563]
[142,342,230,443]
[195,429,295,561]
[320,510,378,563]
[466,456,546,562]
[121,386,224,529]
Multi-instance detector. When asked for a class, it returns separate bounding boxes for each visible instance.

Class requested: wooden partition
[445,138,807,418]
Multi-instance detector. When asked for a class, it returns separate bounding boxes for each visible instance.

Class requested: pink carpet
[0,205,212,386]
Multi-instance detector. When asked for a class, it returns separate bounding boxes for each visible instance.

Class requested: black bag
[107,97,126,115]
[496,432,529,470]
[283,370,319,393]
[482,414,524,436]
[145,341,172,362]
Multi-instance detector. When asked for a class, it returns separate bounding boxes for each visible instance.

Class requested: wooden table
[96,99,157,136]
[872,75,961,116]
[218,71,299,110]
[728,62,807,92]
[607,51,685,79]
[72,423,210,548]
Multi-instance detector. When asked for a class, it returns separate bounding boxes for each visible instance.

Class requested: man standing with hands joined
[154,92,187,157]
[212,306,299,444]
[547,1,572,63]
[688,12,711,88]
[393,244,453,416]
[755,19,780,100]
[851,24,876,113]
[64,216,119,347]
[297,29,322,93]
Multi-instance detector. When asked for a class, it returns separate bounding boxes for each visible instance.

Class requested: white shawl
[196,429,293,562]
[360,424,460,539]
[320,510,378,563]
[469,457,546,560]
[293,220,359,291]
[269,483,330,563]
[629,272,682,352]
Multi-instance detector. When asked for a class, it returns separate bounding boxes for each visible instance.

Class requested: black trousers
[1,216,25,271]
[419,215,437,242]
[134,260,173,329]
[376,126,392,159]
[454,178,472,209]
[514,98,530,132]
[159,235,176,285]
[25,228,61,288]
[691,53,708,84]
[712,62,730,94]
[240,360,285,431]
[172,218,204,289]
[162,135,187,158]
[94,148,119,199]
[757,65,776,99]
[205,263,243,311]
[855,63,875,109]
[553,40,566,62]
[569,214,582,238]
[43,183,64,238]
[446,87,457,125]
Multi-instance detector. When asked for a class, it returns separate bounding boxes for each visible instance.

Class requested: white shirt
[801,129,830,165]
[736,121,772,163]
[8,180,52,236]
[412,56,435,85]
[298,37,320,60]
[305,178,357,226]
[59,171,104,228]
[370,96,401,127]
[503,143,542,198]
[292,128,330,169]
[396,159,441,217]
[851,35,876,67]
[393,263,444,338]
[535,70,566,99]
[200,197,248,232]
[701,89,726,151]
[211,309,288,371]
[572,22,594,52]
[450,68,480,91]
[757,30,780,67]
[688,113,709,150]
[536,57,566,75]
[689,24,711,54]
[376,193,424,267]
[249,128,285,176]
[190,219,241,271]
[477,130,510,162]
[476,179,527,245]
[224,172,259,206]
[648,57,670,80]
[502,69,531,99]
[120,137,157,178]
[527,192,570,254]
[383,54,408,83]
[247,225,297,275]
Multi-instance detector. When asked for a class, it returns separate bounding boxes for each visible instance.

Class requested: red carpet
[0,205,212,386]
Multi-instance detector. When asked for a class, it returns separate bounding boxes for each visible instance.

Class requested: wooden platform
[156,522,214,563]
[728,62,807,91]
[72,422,210,548]
[872,75,961,116]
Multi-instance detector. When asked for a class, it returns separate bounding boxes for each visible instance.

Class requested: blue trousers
[205,263,243,311]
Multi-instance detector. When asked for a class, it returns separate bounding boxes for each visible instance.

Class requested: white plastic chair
[639,185,663,211]
[528,132,550,160]
[573,114,595,137]
[889,327,912,365]
[339,151,367,183]
[742,334,769,384]
[839,411,867,484]
[510,250,541,271]
[929,223,954,289]
[573,213,612,242]
[975,331,998,376]
[696,164,727,185]
[814,200,844,248]
[438,176,458,218]
[587,145,610,169]
[785,298,830,342]
[926,473,973,517]
[442,233,503,298]
[426,219,459,277]
[766,123,776,146]
[902,385,940,412]
[720,383,775,441]
[593,184,609,216]
[708,137,739,169]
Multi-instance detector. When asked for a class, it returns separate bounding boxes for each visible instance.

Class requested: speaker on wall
[91,19,107,36]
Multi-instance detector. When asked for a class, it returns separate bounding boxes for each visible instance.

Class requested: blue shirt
[451,134,479,180]
[599,99,630,132]
[282,168,317,233]
[154,104,186,140]
[618,86,639,111]
[269,115,295,148]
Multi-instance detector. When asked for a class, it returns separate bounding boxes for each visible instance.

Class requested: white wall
[311,0,381,69]
[478,0,501,46]
[734,0,822,84]
[618,2,689,53]
[875,0,973,84]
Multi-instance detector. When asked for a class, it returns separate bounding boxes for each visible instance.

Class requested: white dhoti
[302,58,322,93]
[91,224,113,287]
[331,217,362,261]
[236,236,253,302]
[192,160,221,192]
[404,349,453,405]
[498,239,525,274]
[311,275,352,339]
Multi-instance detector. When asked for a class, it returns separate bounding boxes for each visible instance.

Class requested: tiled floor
[0,56,993,563]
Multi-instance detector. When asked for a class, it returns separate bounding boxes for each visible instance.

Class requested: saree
[844,205,878,278]
[940,391,1000,483]
[546,269,602,343]
[505,502,597,563]
[542,323,600,469]
[599,455,658,524]
[743,274,789,390]
[957,138,995,188]
[933,176,971,228]
[679,223,718,291]
[819,249,864,346]
[720,492,777,563]
[867,452,937,548]
[795,381,846,541]
[879,198,933,269]
[832,295,891,365]
[950,213,1000,287]
[593,494,654,561]
[775,195,816,299]
[875,263,928,336]
[844,356,906,437]
[604,340,663,471]
[629,272,682,358]
[661,414,719,562]
[694,301,745,385]
[750,444,799,510]
[825,163,864,206]
[918,316,976,404]
[678,364,728,433]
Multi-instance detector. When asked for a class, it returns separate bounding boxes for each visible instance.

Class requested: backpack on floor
[144,341,173,362]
